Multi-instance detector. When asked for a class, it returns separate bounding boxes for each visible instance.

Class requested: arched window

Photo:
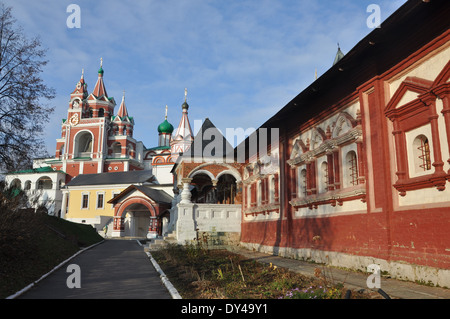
[257,180,262,206]
[37,177,52,190]
[346,151,359,186]
[24,180,31,191]
[75,131,93,157]
[98,108,104,117]
[88,108,93,118]
[10,178,21,190]
[320,161,328,193]
[413,135,431,173]
[299,169,307,197]
[247,185,252,208]
[112,142,122,158]
[269,176,275,203]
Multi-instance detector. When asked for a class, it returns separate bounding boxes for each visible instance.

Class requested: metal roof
[65,170,154,187]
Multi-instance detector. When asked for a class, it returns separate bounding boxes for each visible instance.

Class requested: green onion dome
[158,119,174,134]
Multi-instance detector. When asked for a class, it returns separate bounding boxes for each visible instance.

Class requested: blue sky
[2,0,406,153]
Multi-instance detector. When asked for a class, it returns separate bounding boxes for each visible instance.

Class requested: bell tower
[52,59,117,182]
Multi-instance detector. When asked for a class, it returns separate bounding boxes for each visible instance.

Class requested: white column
[176,178,196,243]
[61,191,68,219]
[180,178,192,204]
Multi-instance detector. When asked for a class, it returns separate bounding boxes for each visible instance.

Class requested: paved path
[231,247,450,299]
[18,240,171,299]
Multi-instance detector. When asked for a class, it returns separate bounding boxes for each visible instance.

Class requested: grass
[0,209,103,298]
[151,243,381,299]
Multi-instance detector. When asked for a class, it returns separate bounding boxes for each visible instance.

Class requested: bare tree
[0,3,55,173]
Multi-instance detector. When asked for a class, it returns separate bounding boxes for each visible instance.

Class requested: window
[320,161,328,193]
[37,177,52,190]
[98,108,104,117]
[269,176,275,203]
[75,131,93,157]
[111,192,119,209]
[257,181,262,206]
[300,169,307,197]
[112,142,122,158]
[414,135,431,172]
[346,151,359,186]
[82,194,89,209]
[97,193,104,209]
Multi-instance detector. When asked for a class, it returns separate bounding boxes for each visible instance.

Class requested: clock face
[69,113,79,126]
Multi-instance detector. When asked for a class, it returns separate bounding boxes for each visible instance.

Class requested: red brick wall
[241,207,450,269]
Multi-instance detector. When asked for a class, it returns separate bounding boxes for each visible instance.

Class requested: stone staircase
[146,231,177,251]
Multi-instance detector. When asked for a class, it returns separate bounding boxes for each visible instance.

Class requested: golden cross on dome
[165,105,168,120]
[100,57,103,67]
[184,88,187,102]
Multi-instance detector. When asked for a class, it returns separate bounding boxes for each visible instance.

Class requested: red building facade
[239,0,450,286]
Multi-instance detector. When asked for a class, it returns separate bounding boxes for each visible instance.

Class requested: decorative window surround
[385,69,450,196]
[287,126,363,167]
[289,184,366,210]
[244,203,280,217]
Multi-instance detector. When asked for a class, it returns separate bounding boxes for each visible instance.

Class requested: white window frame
[96,192,105,209]
[81,192,89,209]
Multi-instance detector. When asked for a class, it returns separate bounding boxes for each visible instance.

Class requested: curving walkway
[17,239,172,299]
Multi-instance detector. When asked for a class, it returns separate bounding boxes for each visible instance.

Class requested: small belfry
[170,88,194,156]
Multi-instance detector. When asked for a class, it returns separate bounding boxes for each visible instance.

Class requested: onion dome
[158,119,174,134]
[158,105,174,134]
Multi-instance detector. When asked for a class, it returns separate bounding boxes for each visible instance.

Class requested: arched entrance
[122,203,153,238]
[190,172,237,204]
[191,172,215,203]
[113,197,159,238]
[216,173,237,204]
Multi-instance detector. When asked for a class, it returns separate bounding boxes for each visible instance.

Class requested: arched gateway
[108,185,172,238]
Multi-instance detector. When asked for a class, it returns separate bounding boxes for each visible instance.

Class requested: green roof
[7,166,65,175]
[157,119,174,134]
[146,145,170,151]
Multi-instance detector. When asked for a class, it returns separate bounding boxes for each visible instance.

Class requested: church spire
[333,43,345,66]
[71,68,88,98]
[181,87,189,111]
[92,57,108,98]
[117,90,129,118]
[171,88,194,154]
